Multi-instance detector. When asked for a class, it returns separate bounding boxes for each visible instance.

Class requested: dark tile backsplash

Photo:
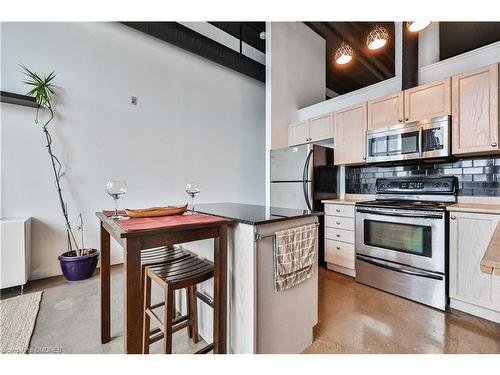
[345,156,500,196]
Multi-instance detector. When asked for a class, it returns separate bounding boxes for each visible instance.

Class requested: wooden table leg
[100,222,111,344]
[213,224,228,354]
[124,238,143,354]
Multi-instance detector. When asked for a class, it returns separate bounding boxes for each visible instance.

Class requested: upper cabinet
[333,103,367,165]
[309,113,334,142]
[367,92,404,129]
[288,113,333,146]
[404,78,451,122]
[288,121,309,146]
[452,63,499,156]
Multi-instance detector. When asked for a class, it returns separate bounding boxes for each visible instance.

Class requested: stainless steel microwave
[366,115,450,163]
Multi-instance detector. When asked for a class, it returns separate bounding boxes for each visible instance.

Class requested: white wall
[1,22,265,280]
[265,22,325,205]
[266,22,325,150]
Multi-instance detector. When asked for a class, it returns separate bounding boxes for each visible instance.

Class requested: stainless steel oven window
[363,220,433,257]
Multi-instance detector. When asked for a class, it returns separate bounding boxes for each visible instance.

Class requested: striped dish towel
[273,223,317,292]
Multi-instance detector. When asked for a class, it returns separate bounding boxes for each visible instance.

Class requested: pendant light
[366,25,389,50]
[335,42,353,65]
[335,23,353,65]
[407,21,431,32]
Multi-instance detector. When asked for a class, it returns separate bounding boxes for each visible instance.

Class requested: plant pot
[58,248,99,281]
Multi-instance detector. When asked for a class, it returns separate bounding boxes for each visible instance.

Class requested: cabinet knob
[336,246,341,250]
[336,234,340,238]
[450,215,456,220]
[492,142,498,147]
[405,117,409,121]
[398,118,403,122]
[336,209,340,212]
[336,221,340,225]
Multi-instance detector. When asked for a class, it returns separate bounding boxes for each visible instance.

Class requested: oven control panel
[376,176,457,194]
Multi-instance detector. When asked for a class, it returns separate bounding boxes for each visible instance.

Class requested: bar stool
[142,251,214,354]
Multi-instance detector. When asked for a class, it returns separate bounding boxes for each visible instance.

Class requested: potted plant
[22,65,99,281]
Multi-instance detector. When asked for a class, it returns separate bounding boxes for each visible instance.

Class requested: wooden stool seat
[140,246,189,267]
[142,252,214,354]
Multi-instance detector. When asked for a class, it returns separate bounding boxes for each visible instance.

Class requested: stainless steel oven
[366,115,450,163]
[354,176,457,310]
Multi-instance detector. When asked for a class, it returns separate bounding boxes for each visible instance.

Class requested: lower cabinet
[324,203,356,277]
[449,211,500,323]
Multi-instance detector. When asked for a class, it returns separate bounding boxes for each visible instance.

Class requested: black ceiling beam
[402,25,419,90]
[208,22,266,53]
[121,22,265,83]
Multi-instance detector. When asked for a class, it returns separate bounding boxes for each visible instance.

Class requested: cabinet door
[452,63,499,155]
[404,78,451,122]
[288,121,309,146]
[333,103,367,165]
[449,211,500,311]
[309,113,333,142]
[367,92,404,129]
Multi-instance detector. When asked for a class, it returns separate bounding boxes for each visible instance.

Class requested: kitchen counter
[447,203,500,215]
[195,202,323,225]
[322,194,375,206]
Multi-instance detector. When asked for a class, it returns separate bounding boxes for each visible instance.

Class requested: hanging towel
[273,223,317,292]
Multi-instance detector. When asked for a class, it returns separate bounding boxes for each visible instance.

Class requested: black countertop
[195,202,323,225]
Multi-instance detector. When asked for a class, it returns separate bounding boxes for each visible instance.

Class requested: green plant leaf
[20,64,57,108]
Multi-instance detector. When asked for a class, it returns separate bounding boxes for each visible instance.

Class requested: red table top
[102,210,228,232]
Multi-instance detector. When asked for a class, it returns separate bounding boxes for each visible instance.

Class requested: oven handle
[356,208,443,219]
[356,255,443,280]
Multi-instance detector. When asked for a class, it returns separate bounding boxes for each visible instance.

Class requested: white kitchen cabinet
[324,203,356,277]
[288,113,333,146]
[333,103,367,165]
[309,113,333,142]
[367,92,404,130]
[404,77,451,122]
[288,121,310,146]
[451,63,499,156]
[449,211,500,323]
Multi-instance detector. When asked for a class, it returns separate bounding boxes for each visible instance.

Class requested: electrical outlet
[130,96,137,105]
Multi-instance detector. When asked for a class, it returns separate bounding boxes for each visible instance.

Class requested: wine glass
[185,182,201,215]
[106,180,128,220]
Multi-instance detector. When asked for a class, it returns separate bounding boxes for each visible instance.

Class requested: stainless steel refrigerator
[270,143,338,265]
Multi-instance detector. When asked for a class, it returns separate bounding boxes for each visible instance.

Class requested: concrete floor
[1,265,206,354]
[304,268,500,354]
[2,265,499,354]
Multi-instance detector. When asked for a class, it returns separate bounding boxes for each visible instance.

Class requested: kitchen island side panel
[182,222,257,353]
[255,216,319,354]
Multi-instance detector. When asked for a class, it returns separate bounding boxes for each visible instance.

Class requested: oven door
[355,206,445,273]
[366,123,421,163]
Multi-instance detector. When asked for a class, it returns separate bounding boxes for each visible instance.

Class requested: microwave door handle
[419,126,423,157]
[356,255,443,280]
[356,208,443,219]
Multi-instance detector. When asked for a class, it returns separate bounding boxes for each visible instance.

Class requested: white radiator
[1,217,32,289]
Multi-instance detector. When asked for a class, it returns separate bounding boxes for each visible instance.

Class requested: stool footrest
[194,290,214,308]
[194,343,214,354]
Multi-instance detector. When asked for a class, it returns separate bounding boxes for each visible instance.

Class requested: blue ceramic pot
[58,249,99,281]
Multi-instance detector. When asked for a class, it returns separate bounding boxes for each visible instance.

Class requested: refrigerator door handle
[302,148,313,211]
